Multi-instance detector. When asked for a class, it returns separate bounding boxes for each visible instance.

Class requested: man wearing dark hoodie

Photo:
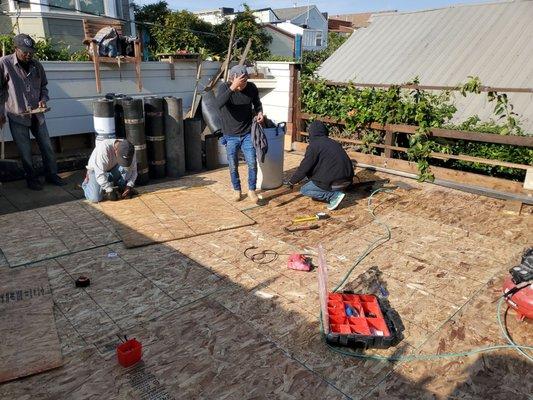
[286,121,354,211]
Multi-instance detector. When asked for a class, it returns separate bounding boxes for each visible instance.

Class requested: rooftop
[0,152,531,398]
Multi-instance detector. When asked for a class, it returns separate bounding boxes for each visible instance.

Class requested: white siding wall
[255,62,292,124]
[3,61,294,140]
[3,61,220,141]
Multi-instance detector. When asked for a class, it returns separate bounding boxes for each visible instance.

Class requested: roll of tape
[75,276,90,288]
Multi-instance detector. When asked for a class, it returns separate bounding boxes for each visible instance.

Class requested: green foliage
[150,10,221,55]
[146,3,270,60]
[301,77,531,181]
[214,5,272,61]
[133,1,170,56]
[0,34,14,55]
[1,34,89,61]
[301,32,349,76]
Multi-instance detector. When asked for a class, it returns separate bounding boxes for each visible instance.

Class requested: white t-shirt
[87,139,137,192]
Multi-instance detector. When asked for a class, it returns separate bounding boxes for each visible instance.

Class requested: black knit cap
[307,120,328,137]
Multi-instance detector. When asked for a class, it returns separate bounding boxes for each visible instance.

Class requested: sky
[137,0,499,14]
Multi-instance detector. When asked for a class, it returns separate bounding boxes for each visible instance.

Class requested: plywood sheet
[100,187,255,248]
[0,267,63,382]
[0,202,119,267]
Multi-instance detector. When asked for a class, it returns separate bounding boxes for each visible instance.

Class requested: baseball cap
[116,140,135,167]
[14,34,36,53]
[229,65,249,78]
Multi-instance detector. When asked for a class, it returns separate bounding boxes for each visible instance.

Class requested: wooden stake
[223,23,236,81]
[238,38,252,66]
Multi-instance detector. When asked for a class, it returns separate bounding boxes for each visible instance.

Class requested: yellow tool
[292,212,329,224]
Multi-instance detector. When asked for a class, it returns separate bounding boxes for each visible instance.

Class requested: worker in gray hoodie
[82,139,137,202]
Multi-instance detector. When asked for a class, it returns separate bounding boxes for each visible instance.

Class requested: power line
[11,0,220,37]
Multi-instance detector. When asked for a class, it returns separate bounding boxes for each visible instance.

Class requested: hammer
[292,212,329,224]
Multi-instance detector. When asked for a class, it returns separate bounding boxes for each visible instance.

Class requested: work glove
[104,188,119,201]
[121,186,137,199]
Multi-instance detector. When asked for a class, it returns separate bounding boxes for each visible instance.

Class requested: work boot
[232,190,242,202]
[27,178,43,191]
[45,174,67,186]
[248,190,259,204]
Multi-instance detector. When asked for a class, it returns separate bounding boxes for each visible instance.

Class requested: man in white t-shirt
[82,139,137,203]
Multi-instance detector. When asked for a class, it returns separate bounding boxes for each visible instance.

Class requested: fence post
[384,129,395,158]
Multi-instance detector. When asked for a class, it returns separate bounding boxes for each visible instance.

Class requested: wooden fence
[292,81,533,198]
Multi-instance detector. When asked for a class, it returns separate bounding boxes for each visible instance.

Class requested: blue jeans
[8,116,57,180]
[82,165,128,203]
[300,180,339,203]
[223,133,257,191]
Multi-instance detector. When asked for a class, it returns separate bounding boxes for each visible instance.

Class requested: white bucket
[257,122,286,190]
[217,137,229,165]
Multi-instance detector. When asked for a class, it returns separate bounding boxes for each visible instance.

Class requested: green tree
[214,5,272,61]
[150,10,222,56]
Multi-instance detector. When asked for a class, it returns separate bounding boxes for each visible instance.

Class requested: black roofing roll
[184,118,203,172]
[93,98,115,141]
[144,96,165,179]
[164,96,185,178]
[123,98,149,186]
[114,95,130,139]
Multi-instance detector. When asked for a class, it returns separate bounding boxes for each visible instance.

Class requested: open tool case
[323,292,402,349]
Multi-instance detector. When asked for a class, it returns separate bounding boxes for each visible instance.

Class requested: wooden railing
[292,83,533,197]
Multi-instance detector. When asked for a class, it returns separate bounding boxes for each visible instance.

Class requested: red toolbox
[317,246,403,349]
[323,292,402,349]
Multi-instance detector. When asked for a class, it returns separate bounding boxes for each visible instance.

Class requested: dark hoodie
[289,121,354,191]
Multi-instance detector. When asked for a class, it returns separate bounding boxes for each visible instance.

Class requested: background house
[272,5,328,51]
[195,5,327,53]
[318,1,533,133]
[0,0,133,49]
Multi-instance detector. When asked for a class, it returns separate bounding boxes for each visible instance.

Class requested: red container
[117,339,142,367]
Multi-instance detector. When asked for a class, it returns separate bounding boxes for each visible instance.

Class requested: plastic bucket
[257,122,286,190]
[117,339,142,367]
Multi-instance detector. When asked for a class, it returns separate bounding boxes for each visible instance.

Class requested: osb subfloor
[0,152,531,400]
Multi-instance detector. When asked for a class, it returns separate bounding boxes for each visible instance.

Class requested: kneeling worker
[82,139,137,203]
[285,121,354,211]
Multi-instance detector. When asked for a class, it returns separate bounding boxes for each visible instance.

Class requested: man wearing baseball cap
[82,139,138,202]
[0,33,65,190]
[216,64,264,204]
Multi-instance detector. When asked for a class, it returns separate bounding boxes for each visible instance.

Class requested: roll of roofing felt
[144,96,166,179]
[123,98,149,185]
[93,98,115,141]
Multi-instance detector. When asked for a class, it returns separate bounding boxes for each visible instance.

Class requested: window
[48,0,76,11]
[316,31,323,47]
[47,0,108,15]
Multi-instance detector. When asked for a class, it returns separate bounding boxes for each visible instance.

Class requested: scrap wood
[0,267,63,383]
